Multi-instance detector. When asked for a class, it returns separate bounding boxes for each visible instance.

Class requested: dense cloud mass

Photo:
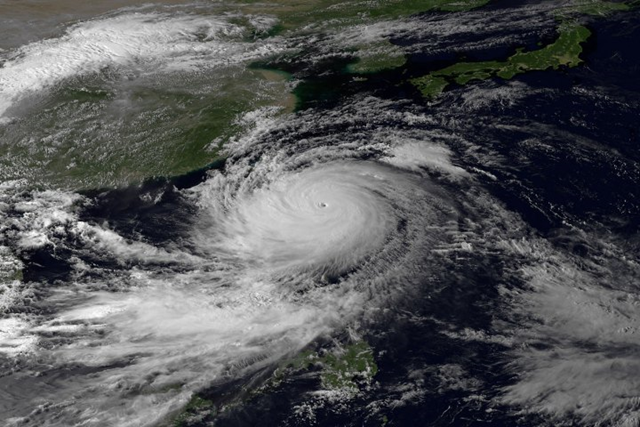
[0,97,467,425]
[1,2,640,426]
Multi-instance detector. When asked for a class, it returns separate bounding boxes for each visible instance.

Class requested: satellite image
[0,0,639,426]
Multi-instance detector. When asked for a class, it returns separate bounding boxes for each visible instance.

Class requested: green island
[169,341,378,426]
[410,0,639,99]
[317,340,379,390]
[273,340,378,391]
[411,22,592,98]
[172,396,216,427]
[0,246,23,284]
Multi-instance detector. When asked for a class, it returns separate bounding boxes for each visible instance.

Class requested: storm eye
[318,202,328,208]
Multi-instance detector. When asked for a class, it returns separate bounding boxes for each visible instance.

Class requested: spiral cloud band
[0,103,462,426]
[199,162,415,279]
[2,90,639,426]
[1,1,639,425]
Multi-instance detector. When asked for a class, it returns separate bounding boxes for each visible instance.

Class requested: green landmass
[0,246,23,287]
[2,0,634,190]
[346,40,407,74]
[242,0,491,33]
[168,342,377,426]
[172,396,216,427]
[560,0,630,16]
[0,67,293,189]
[2,268,23,283]
[411,75,450,98]
[273,341,378,391]
[0,0,496,191]
[411,23,592,98]
[318,341,378,390]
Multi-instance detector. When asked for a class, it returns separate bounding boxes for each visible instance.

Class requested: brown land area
[0,0,191,49]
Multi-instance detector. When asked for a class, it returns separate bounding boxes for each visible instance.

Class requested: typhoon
[0,99,467,425]
[1,1,640,427]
